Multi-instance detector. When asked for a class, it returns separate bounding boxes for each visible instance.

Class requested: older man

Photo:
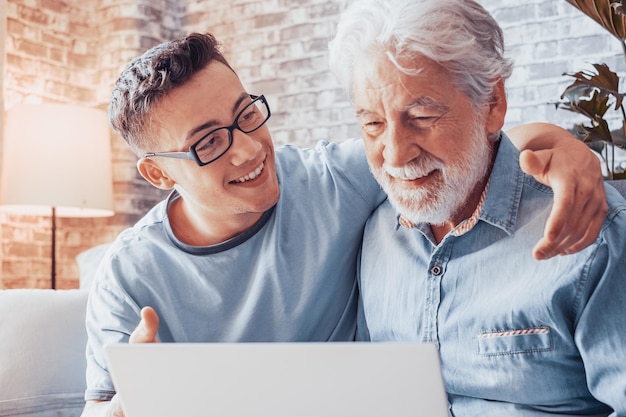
[329,0,626,415]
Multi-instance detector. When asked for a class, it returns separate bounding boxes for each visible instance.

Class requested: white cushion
[76,243,111,290]
[0,289,88,417]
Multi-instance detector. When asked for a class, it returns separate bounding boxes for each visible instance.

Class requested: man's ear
[485,77,507,135]
[137,158,176,190]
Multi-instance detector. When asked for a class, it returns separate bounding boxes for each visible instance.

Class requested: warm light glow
[0,103,115,217]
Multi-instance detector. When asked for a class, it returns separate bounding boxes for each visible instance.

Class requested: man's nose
[228,129,263,166]
[381,124,422,167]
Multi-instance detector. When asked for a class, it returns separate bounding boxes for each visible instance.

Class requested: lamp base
[51,206,56,290]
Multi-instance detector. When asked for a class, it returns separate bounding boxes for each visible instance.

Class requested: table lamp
[0,103,115,289]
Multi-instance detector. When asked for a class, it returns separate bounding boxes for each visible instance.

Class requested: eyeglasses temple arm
[143,151,194,160]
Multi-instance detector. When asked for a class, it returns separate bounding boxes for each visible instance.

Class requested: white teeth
[388,171,431,181]
[383,161,442,181]
[234,162,264,183]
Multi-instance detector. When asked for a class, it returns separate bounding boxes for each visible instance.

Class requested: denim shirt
[358,135,626,416]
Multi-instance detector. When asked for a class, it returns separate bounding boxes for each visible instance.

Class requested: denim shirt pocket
[477,326,553,356]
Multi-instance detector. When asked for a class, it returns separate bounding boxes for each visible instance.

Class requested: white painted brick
[316,90,334,108]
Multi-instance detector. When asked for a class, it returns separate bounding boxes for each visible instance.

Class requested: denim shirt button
[431,265,442,276]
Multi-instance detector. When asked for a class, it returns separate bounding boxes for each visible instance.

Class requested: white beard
[373,120,495,226]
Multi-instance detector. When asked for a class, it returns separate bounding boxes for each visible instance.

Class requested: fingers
[110,394,126,417]
[104,309,158,417]
[532,180,607,260]
[531,188,572,260]
[520,148,607,259]
[82,399,125,417]
[519,149,549,179]
[129,306,160,344]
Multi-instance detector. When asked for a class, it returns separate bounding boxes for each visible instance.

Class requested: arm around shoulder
[505,122,607,260]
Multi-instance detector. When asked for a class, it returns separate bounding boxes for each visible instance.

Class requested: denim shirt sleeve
[573,195,626,414]
[356,258,372,342]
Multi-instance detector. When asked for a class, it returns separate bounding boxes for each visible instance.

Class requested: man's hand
[129,306,160,343]
[507,122,607,260]
[519,142,607,260]
[81,397,124,417]
[80,307,161,417]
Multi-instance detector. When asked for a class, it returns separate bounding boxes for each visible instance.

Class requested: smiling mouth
[231,161,265,184]
[390,169,436,181]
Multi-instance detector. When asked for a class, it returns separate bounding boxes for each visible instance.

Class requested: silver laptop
[105,342,449,417]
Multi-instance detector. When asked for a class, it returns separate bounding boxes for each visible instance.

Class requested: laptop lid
[105,342,449,417]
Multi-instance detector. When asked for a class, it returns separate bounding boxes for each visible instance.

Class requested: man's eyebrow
[185,92,251,141]
[354,97,449,119]
[355,108,375,118]
[403,97,448,112]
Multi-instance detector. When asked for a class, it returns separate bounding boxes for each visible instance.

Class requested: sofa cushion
[0,289,88,417]
[76,243,111,290]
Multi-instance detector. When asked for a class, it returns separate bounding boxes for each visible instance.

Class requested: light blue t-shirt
[85,139,385,401]
[358,135,626,416]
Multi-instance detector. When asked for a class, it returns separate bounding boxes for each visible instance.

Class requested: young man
[330,0,626,414]
[82,32,606,417]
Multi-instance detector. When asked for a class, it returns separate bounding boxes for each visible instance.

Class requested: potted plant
[557,0,626,179]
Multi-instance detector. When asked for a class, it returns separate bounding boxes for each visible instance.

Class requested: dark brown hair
[109,32,234,155]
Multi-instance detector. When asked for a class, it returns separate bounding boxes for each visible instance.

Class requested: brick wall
[194,0,625,142]
[183,0,356,148]
[481,0,625,131]
[0,0,180,288]
[1,0,620,288]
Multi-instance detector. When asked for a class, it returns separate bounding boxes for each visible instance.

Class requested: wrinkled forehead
[351,52,453,111]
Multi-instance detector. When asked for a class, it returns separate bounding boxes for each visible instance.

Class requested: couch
[1,182,625,417]
[0,242,109,417]
[0,289,88,417]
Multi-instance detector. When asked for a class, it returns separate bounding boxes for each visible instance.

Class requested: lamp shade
[0,103,114,217]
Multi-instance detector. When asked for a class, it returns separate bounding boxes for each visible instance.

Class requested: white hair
[328,0,514,109]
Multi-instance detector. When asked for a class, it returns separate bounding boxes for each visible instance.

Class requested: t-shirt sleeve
[316,139,386,209]
[84,265,142,401]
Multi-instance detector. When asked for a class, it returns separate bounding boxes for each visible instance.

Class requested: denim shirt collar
[477,132,524,236]
[396,132,524,237]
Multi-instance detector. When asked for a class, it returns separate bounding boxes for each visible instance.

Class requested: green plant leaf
[565,0,626,40]
[560,82,597,102]
[559,85,612,121]
[574,90,611,119]
[579,116,614,143]
[561,0,626,176]
[562,63,624,109]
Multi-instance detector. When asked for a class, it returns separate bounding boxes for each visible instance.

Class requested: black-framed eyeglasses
[144,94,271,166]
